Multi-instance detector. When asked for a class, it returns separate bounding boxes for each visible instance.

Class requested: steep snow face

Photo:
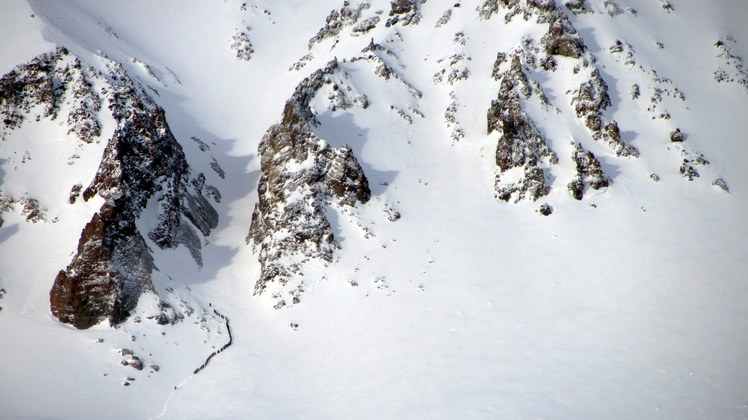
[2,0,748,418]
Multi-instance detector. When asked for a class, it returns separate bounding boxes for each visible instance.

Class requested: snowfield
[1,0,748,418]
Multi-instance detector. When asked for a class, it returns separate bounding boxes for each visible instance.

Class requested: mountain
[1,0,747,418]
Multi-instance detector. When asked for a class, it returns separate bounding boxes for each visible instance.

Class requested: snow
[2,0,748,418]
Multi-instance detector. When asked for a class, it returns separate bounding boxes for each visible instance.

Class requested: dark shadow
[529,69,562,107]
[0,157,6,186]
[136,86,257,289]
[0,223,19,244]
[620,129,639,149]
[576,26,603,55]
[594,66,624,113]
[598,154,624,183]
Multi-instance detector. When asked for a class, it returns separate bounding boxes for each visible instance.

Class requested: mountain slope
[1,0,748,418]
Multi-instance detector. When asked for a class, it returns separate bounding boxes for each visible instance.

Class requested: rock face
[0,47,101,142]
[309,1,372,48]
[248,64,371,308]
[50,201,155,328]
[0,48,217,329]
[570,69,638,157]
[567,143,609,200]
[488,55,557,202]
[386,0,424,27]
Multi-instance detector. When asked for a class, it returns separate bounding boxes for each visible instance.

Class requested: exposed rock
[538,203,552,215]
[433,54,471,85]
[385,207,401,221]
[248,64,371,307]
[670,128,684,142]
[571,69,639,157]
[0,47,101,143]
[673,142,709,181]
[539,8,586,58]
[488,54,557,202]
[6,50,222,329]
[565,0,591,14]
[309,1,371,48]
[476,0,499,20]
[50,201,155,329]
[230,28,254,61]
[125,356,144,370]
[436,9,453,27]
[69,184,83,204]
[19,196,46,223]
[567,143,608,200]
[386,0,424,27]
[714,36,748,94]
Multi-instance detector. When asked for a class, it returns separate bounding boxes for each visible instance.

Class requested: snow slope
[1,0,748,418]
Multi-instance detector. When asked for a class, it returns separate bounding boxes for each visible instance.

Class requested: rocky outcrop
[0,47,101,141]
[50,201,155,329]
[386,0,424,27]
[567,143,608,200]
[248,64,371,308]
[538,6,586,58]
[0,49,218,329]
[488,55,557,202]
[571,69,639,157]
[309,1,372,48]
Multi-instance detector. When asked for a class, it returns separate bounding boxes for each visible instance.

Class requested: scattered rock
[670,128,684,142]
[571,69,639,157]
[538,203,553,215]
[230,28,254,61]
[309,1,371,48]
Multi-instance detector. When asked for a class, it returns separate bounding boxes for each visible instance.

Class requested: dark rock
[309,1,371,48]
[488,54,557,202]
[670,128,684,142]
[680,161,699,180]
[69,184,83,204]
[538,203,552,215]
[567,143,608,200]
[0,48,101,141]
[571,69,638,157]
[25,51,220,329]
[248,64,371,305]
[565,0,592,14]
[540,12,586,58]
[386,0,423,27]
[128,356,144,370]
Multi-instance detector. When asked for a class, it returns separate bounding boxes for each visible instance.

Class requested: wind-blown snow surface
[1,0,748,418]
